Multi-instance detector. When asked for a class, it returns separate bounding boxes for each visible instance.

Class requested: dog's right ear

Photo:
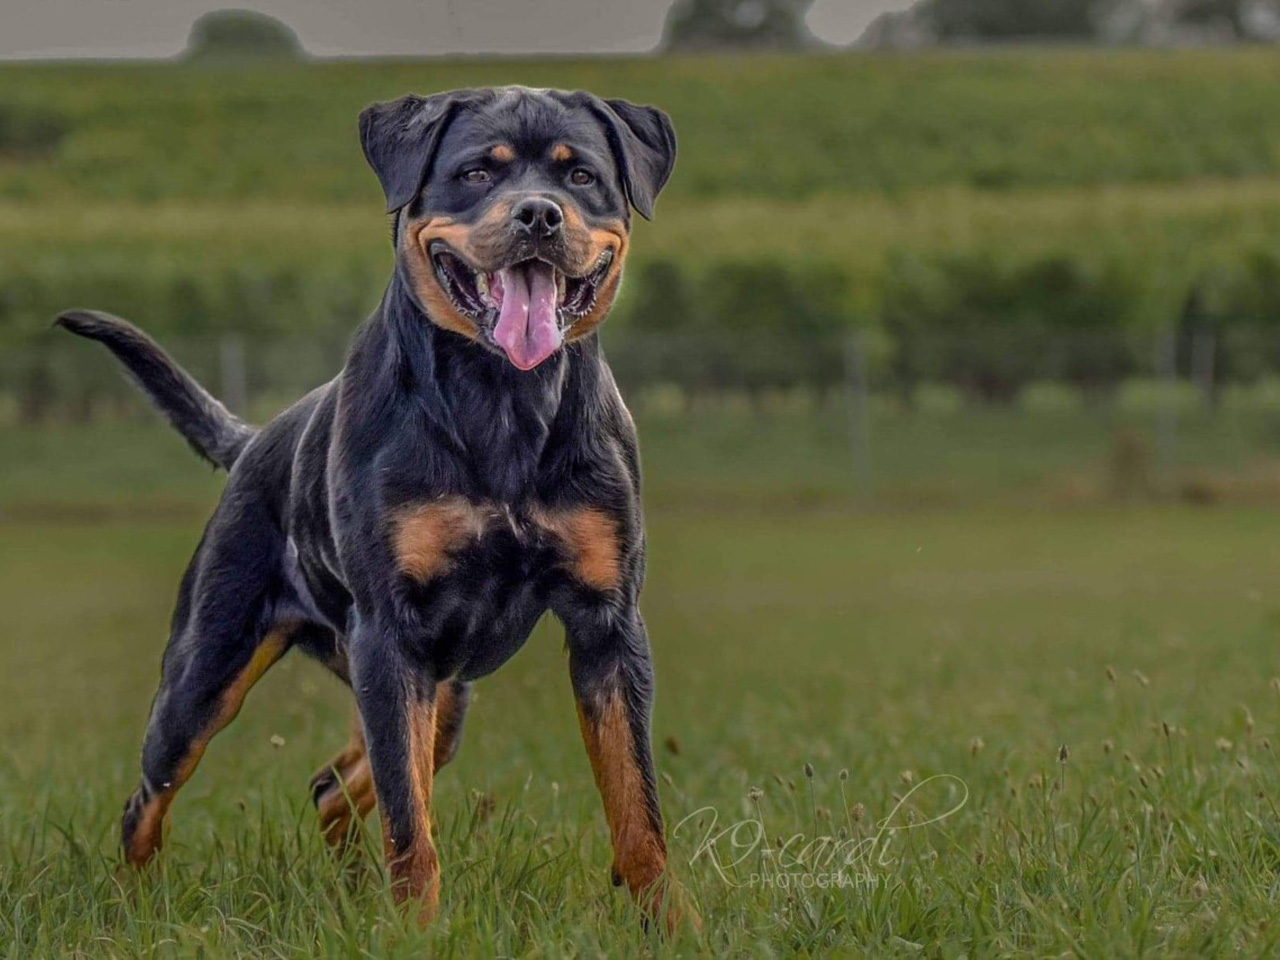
[359,92,460,214]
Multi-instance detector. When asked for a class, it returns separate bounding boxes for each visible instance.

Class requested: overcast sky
[0,0,914,59]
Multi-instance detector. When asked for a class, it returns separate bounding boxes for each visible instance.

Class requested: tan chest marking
[533,506,623,592]
[392,499,623,591]
[392,498,494,582]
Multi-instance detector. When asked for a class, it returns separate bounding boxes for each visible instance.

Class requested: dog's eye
[569,168,595,187]
[462,169,491,184]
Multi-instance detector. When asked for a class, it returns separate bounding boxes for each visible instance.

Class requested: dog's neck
[360,272,596,501]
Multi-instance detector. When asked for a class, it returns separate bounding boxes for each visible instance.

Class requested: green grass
[5,424,1280,954]
[7,498,1280,954]
[9,46,1280,954]
[4,400,1280,512]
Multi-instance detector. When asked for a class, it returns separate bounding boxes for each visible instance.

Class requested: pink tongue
[492,262,561,370]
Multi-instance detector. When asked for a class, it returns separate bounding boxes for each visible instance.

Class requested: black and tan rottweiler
[56,85,690,930]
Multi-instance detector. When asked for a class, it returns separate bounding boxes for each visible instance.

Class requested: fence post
[1155,326,1178,492]
[843,332,872,498]
[220,334,248,417]
[1191,326,1216,412]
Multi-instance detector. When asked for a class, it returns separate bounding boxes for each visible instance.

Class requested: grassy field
[8,45,1280,956]
[3,423,1280,955]
[6,398,1280,512]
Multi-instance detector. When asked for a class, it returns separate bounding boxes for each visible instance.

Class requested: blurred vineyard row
[5,50,1280,409]
[9,51,1280,202]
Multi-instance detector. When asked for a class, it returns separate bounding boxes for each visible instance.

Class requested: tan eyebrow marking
[551,143,573,162]
[490,144,515,163]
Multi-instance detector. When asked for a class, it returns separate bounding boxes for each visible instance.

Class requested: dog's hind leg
[310,678,467,852]
[430,679,471,772]
[120,494,290,867]
[310,712,376,850]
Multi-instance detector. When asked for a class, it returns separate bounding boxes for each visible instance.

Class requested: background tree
[661,0,818,51]
[916,0,1103,40]
[1169,0,1280,40]
[183,9,305,61]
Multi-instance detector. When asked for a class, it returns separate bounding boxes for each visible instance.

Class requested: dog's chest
[388,496,621,678]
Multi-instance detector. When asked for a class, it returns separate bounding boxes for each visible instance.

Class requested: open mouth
[430,243,613,370]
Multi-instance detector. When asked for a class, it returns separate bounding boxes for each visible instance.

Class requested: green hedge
[8,247,1280,414]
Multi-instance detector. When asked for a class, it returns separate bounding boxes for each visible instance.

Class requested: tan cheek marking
[392,498,490,583]
[402,218,480,341]
[551,143,573,162]
[567,230,629,342]
[536,506,623,591]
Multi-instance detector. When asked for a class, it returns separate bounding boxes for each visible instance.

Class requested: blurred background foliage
[6,47,1280,443]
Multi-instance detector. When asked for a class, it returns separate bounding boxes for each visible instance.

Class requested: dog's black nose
[511,197,563,239]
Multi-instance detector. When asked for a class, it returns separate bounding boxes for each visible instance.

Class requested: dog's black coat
[57,85,684,926]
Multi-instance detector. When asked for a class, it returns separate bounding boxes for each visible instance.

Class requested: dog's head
[359,86,676,371]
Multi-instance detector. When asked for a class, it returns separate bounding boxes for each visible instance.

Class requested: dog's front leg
[563,602,694,933]
[348,626,440,924]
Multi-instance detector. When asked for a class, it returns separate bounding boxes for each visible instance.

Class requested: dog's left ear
[593,98,677,221]
[359,92,462,213]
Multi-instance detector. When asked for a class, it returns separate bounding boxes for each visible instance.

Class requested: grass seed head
[970,737,985,756]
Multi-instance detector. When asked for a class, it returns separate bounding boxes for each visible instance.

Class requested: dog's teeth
[476,273,489,298]
[556,270,566,302]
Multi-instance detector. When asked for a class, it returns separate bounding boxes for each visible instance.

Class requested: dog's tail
[55,309,257,471]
